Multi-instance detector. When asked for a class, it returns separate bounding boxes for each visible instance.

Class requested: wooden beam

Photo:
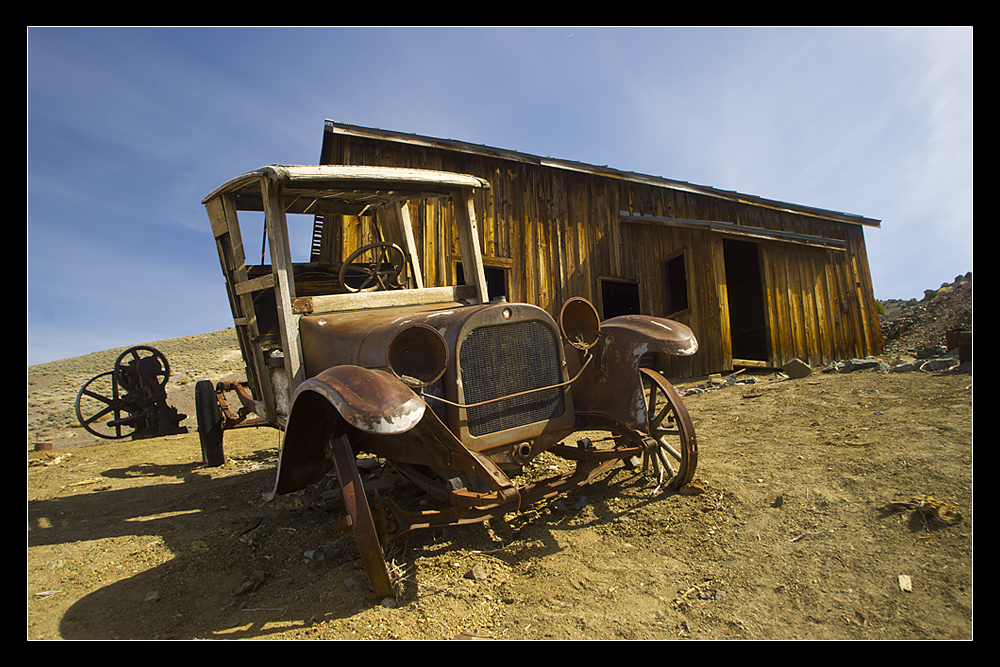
[454,189,488,304]
[234,272,274,295]
[621,212,847,250]
[292,285,476,315]
[380,201,424,289]
[261,176,306,393]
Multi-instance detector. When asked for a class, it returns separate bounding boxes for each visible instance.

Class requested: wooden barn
[314,120,883,380]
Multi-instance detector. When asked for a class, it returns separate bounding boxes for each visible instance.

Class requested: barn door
[723,239,768,362]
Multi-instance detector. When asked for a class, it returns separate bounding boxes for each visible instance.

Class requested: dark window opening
[662,252,689,315]
[601,280,640,319]
[456,263,508,301]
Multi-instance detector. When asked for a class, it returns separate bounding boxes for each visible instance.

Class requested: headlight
[386,324,449,387]
[559,297,601,350]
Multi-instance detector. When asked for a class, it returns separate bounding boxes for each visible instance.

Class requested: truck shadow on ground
[34,453,683,639]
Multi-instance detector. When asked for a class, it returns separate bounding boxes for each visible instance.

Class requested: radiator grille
[459,320,565,436]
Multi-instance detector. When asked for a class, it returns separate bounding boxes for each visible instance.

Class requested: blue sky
[27,26,973,366]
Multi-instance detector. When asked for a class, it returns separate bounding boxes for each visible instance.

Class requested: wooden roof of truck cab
[202,164,491,208]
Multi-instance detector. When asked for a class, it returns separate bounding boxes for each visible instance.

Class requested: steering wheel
[339,242,406,292]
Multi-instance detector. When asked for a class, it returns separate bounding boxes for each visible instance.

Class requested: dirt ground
[27,357,973,640]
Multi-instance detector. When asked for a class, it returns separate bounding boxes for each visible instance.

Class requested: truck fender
[600,315,698,359]
[298,365,426,435]
[570,315,697,431]
[266,366,426,497]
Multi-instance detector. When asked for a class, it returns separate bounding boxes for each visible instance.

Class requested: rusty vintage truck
[198,164,698,598]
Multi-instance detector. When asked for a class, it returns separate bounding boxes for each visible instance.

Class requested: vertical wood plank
[381,202,424,289]
[261,176,305,393]
[454,189,488,303]
[713,234,732,370]
[761,246,779,368]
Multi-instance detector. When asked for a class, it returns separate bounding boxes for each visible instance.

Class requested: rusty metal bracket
[327,434,396,599]
[214,381,267,430]
[380,456,618,542]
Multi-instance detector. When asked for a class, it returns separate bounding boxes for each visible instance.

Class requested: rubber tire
[195,380,225,467]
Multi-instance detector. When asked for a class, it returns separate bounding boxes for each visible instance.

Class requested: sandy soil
[28,355,973,640]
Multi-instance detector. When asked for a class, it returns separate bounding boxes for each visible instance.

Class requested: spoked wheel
[328,434,396,599]
[338,242,406,292]
[75,371,129,439]
[639,368,698,490]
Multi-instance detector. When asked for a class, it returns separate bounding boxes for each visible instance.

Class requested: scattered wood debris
[880,495,963,526]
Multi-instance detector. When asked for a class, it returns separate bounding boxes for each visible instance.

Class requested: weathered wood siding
[320,123,881,379]
[321,132,625,313]
[618,180,881,377]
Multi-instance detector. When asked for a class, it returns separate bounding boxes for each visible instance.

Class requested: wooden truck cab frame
[200,165,700,599]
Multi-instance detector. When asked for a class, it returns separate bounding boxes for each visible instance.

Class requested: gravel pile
[879,273,972,356]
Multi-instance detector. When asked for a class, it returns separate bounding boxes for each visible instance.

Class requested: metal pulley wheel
[115,345,171,394]
[74,345,184,440]
[75,370,130,439]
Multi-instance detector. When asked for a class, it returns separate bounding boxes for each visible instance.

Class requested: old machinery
[74,345,188,440]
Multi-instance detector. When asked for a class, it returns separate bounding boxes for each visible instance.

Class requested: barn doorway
[723,239,768,362]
